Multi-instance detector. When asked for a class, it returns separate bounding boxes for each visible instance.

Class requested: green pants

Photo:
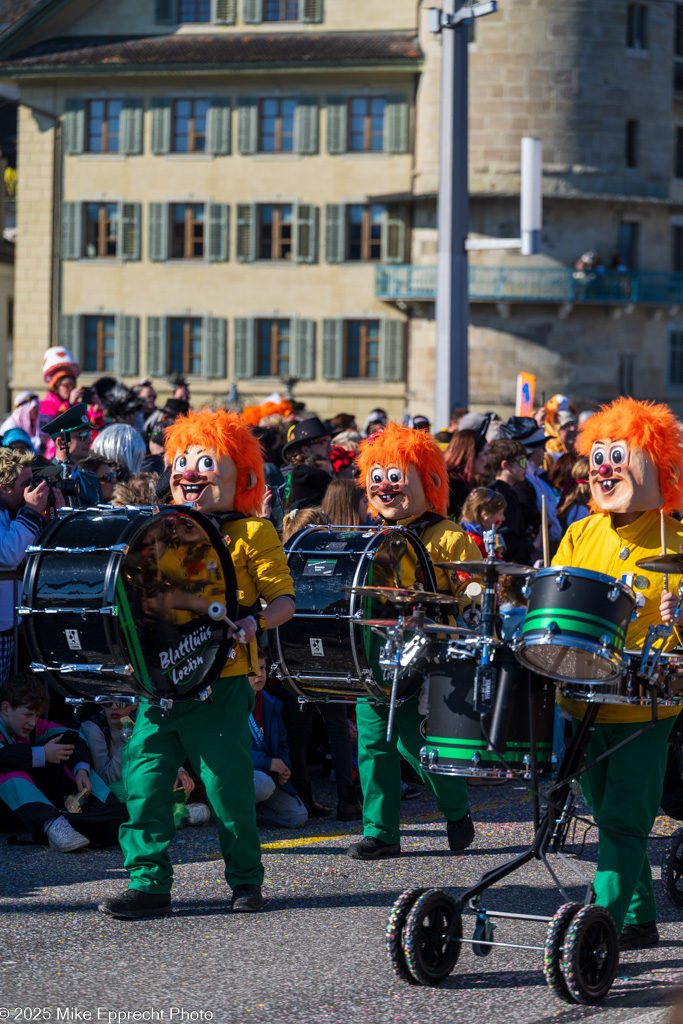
[356,697,469,846]
[120,676,263,894]
[575,715,675,932]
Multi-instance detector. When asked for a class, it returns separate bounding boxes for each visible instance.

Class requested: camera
[80,386,95,403]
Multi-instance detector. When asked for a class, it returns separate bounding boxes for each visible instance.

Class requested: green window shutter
[325,204,345,263]
[59,315,82,365]
[203,317,228,379]
[386,95,409,154]
[381,205,406,264]
[322,319,343,380]
[119,203,141,261]
[151,98,171,155]
[295,97,318,155]
[294,203,316,264]
[381,319,405,382]
[207,203,229,262]
[234,318,255,378]
[236,203,255,262]
[243,0,263,23]
[149,203,169,262]
[292,319,315,380]
[238,98,258,155]
[64,98,85,155]
[116,316,140,377]
[155,0,175,23]
[208,97,231,155]
[213,0,237,22]
[121,98,143,156]
[327,96,347,155]
[147,317,167,377]
[302,0,323,22]
[61,202,82,260]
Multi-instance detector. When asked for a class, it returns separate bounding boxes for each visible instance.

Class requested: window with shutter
[385,95,409,155]
[155,0,175,22]
[147,317,168,377]
[344,320,380,378]
[238,98,258,155]
[203,318,227,379]
[116,316,140,377]
[83,315,116,372]
[236,204,256,262]
[119,203,141,261]
[121,99,143,156]
[61,203,82,260]
[149,203,169,262]
[325,204,345,263]
[151,99,171,155]
[208,97,231,155]
[213,0,237,22]
[295,98,318,155]
[381,319,405,382]
[207,204,229,262]
[234,318,255,378]
[326,97,347,155]
[302,0,322,22]
[64,98,85,155]
[381,205,406,264]
[322,319,343,379]
[292,319,315,379]
[294,203,316,264]
[59,315,82,365]
[243,0,263,23]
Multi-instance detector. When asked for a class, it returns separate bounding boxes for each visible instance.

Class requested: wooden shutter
[155,0,175,23]
[59,315,82,365]
[386,95,409,154]
[149,203,169,262]
[302,0,323,22]
[234,318,255,378]
[151,98,171,155]
[61,203,82,260]
[147,317,167,377]
[208,97,231,155]
[294,203,316,264]
[121,98,143,156]
[64,98,85,155]
[326,97,347,154]
[238,98,258,155]
[213,0,237,22]
[292,319,315,380]
[116,316,140,377]
[296,97,318,155]
[119,203,141,261]
[236,203,255,262]
[243,0,263,23]
[322,319,343,379]
[203,317,228,379]
[207,203,229,262]
[325,204,345,263]
[381,319,405,382]
[381,205,406,264]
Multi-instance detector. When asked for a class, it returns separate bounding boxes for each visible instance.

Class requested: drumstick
[541,494,549,569]
[661,508,669,593]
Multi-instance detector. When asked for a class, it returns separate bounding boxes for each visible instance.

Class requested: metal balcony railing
[375,265,683,305]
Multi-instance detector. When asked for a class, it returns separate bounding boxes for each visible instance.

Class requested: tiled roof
[0,0,42,37]
[0,31,423,71]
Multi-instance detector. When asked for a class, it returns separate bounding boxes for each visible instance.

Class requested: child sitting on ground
[248,650,308,829]
[460,487,507,558]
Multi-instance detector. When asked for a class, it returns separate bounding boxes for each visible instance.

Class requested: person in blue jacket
[248,651,308,829]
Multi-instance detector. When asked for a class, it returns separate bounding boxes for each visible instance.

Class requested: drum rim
[515,634,624,684]
[531,564,635,599]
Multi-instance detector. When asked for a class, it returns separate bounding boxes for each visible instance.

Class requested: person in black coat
[488,439,534,565]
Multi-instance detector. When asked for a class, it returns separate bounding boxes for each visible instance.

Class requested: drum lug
[521,582,531,599]
[554,571,568,589]
[159,698,174,717]
[471,751,481,766]
[544,621,558,638]
[599,634,611,647]
[197,686,212,702]
[607,587,621,603]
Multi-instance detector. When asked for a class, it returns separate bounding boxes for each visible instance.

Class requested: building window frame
[258,97,297,153]
[169,316,204,376]
[669,325,683,388]
[169,203,205,259]
[347,96,386,153]
[83,314,117,372]
[84,202,119,259]
[346,204,383,261]
[263,0,299,20]
[258,204,293,260]
[626,2,647,50]
[171,97,211,153]
[344,319,380,379]
[177,0,212,20]
[85,98,123,154]
[255,318,291,376]
[625,119,638,168]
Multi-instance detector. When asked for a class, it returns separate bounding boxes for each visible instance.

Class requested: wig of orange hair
[165,408,266,516]
[240,399,293,427]
[356,423,449,517]
[577,397,683,513]
[544,393,579,439]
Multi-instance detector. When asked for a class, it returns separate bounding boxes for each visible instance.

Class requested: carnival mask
[589,438,663,513]
[366,462,436,521]
[170,445,239,513]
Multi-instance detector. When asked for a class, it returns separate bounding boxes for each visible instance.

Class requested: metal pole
[434,0,469,428]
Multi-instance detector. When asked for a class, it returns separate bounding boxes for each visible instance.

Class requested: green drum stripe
[115,577,151,689]
[522,615,623,644]
[524,607,625,638]
[426,735,552,750]
[424,744,549,763]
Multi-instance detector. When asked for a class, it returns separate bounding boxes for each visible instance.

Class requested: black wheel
[543,902,582,1003]
[472,915,495,957]
[662,828,683,907]
[561,905,619,1005]
[402,888,461,986]
[386,888,426,983]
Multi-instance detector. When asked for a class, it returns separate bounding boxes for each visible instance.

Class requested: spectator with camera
[42,404,102,507]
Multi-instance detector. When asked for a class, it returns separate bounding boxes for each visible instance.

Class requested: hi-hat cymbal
[342,585,460,605]
[636,553,683,574]
[435,559,536,577]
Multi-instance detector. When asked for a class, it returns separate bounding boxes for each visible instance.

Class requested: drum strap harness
[208,510,262,673]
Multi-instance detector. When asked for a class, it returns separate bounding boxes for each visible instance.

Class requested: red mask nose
[598,464,612,477]
[182,469,201,482]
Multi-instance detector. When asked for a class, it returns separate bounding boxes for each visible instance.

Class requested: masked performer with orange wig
[347,424,482,860]
[100,410,295,920]
[553,397,683,950]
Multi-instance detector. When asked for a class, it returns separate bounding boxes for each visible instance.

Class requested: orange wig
[241,399,293,427]
[356,423,449,518]
[577,397,683,513]
[165,408,266,517]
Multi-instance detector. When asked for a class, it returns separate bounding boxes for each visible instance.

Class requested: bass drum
[271,524,440,704]
[21,505,238,704]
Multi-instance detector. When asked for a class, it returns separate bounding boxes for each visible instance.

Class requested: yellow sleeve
[423,521,482,596]
[552,522,577,567]
[245,519,296,606]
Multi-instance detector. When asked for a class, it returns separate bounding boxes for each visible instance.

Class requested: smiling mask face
[589,438,663,513]
[170,445,238,513]
[366,462,432,521]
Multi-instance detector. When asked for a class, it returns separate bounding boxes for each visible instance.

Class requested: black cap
[500,416,548,451]
[43,403,91,438]
[162,398,190,419]
[282,417,331,460]
[149,423,167,448]
[288,465,331,509]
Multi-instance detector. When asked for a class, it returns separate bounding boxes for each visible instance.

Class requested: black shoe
[98,889,172,920]
[446,812,475,851]
[619,920,659,951]
[347,836,401,860]
[336,783,363,822]
[297,783,332,818]
[231,884,264,913]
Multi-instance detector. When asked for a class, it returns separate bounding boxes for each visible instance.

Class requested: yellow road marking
[260,812,441,851]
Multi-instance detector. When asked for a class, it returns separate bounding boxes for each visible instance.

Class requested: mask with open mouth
[170,445,239,513]
[367,463,432,521]
[589,438,662,514]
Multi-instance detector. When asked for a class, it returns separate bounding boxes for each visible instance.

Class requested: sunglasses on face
[73,430,92,443]
[516,457,528,469]
[99,472,116,483]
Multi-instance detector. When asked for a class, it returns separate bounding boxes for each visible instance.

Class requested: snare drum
[420,645,556,778]
[559,649,683,706]
[516,566,635,684]
[271,524,439,703]
[21,505,238,703]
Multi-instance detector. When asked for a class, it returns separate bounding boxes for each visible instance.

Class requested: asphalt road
[1,776,682,1024]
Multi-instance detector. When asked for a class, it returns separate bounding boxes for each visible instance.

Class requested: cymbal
[435,559,536,577]
[342,585,460,605]
[636,553,683,574]
[358,618,477,638]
